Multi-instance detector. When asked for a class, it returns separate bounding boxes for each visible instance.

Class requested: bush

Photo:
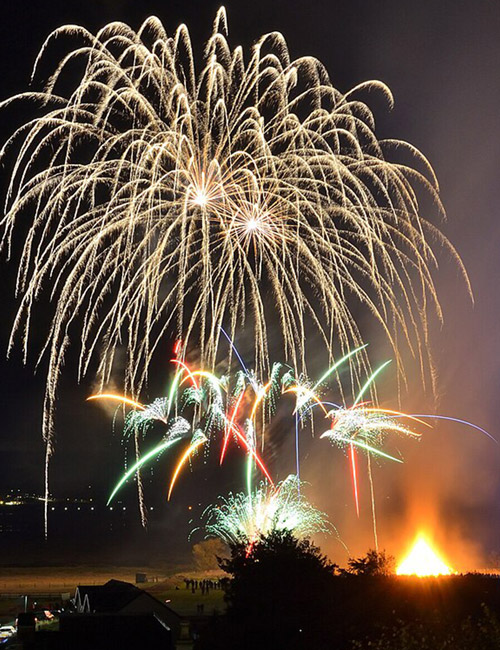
[344,549,395,576]
[351,605,500,650]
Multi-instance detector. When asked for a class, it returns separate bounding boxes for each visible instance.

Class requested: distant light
[90,507,94,511]
[397,536,454,577]
[64,507,68,511]
[150,507,154,511]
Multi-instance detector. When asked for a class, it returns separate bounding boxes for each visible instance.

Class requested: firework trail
[319,359,423,543]
[94,340,365,507]
[0,9,468,531]
[95,344,390,530]
[168,430,208,501]
[320,360,495,548]
[321,401,422,533]
[92,355,285,505]
[92,346,493,554]
[106,432,185,505]
[93,344,407,515]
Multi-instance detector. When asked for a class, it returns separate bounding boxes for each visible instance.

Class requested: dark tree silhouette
[196,539,500,650]
[344,549,395,576]
[205,530,337,649]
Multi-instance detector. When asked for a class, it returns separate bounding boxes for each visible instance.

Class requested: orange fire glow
[396,535,454,577]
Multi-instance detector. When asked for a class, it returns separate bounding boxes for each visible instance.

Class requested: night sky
[1,0,500,568]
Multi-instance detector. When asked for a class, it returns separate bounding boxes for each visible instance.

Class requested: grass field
[146,586,225,616]
[0,566,227,618]
[0,565,175,594]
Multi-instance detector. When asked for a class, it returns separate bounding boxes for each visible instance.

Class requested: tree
[192,538,228,572]
[345,549,395,576]
[208,530,337,650]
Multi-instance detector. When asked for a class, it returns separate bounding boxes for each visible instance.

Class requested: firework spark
[321,406,422,460]
[195,475,332,547]
[320,357,494,544]
[92,356,284,505]
[92,348,493,555]
[0,9,467,532]
[93,349,413,511]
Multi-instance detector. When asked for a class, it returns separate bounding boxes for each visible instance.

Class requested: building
[73,579,181,639]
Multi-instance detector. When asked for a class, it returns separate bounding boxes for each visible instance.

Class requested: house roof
[76,580,142,612]
[75,579,180,618]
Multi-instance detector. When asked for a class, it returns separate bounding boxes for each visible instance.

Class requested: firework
[318,360,419,529]
[322,402,422,525]
[92,353,285,505]
[107,432,185,505]
[322,401,496,502]
[321,407,422,460]
[195,475,331,547]
[168,430,208,501]
[94,347,408,511]
[92,347,493,555]
[0,9,467,530]
[320,357,495,546]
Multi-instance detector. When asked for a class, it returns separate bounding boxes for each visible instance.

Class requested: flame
[396,535,454,577]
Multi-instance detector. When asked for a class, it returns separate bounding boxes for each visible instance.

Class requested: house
[73,579,181,640]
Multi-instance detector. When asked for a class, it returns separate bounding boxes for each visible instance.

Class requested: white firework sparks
[0,8,467,530]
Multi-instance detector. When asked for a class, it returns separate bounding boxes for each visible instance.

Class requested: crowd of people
[184,578,225,595]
